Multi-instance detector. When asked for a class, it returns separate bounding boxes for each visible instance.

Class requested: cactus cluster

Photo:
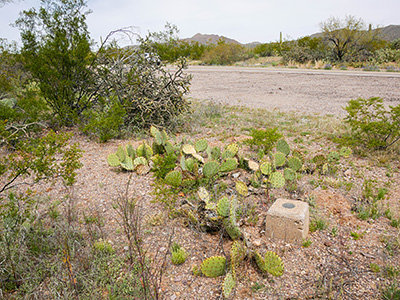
[310,146,353,175]
[107,143,150,174]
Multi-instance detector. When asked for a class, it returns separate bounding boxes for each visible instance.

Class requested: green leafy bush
[201,40,250,65]
[344,97,400,150]
[243,127,282,154]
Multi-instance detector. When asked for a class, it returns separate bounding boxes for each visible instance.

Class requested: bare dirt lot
[186,66,400,117]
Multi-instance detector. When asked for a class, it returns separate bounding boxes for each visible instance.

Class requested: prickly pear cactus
[107,153,121,167]
[219,158,238,173]
[217,196,230,217]
[120,157,134,171]
[223,271,236,298]
[270,171,285,188]
[230,241,246,277]
[182,144,196,155]
[221,150,235,160]
[223,197,241,240]
[195,139,208,153]
[134,156,147,167]
[264,251,284,276]
[274,152,286,167]
[226,143,239,156]
[260,161,272,176]
[203,161,220,178]
[287,156,302,171]
[327,150,340,163]
[164,170,183,187]
[185,157,196,172]
[136,164,150,175]
[200,256,226,277]
[284,168,296,181]
[116,145,126,162]
[253,250,284,277]
[339,146,352,158]
[276,139,290,156]
[126,144,136,159]
[235,181,248,197]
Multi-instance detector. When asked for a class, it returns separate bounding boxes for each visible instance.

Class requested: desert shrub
[15,0,95,127]
[201,40,250,65]
[343,97,400,150]
[243,127,283,155]
[91,39,191,132]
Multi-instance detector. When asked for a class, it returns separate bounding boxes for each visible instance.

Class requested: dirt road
[186,66,400,117]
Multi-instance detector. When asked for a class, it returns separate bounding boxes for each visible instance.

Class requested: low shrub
[343,97,400,150]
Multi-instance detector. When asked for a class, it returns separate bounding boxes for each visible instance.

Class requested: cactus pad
[197,187,210,203]
[287,156,302,171]
[195,139,208,152]
[116,145,126,162]
[284,168,296,181]
[264,251,284,276]
[223,271,236,298]
[134,156,147,167]
[248,160,260,172]
[221,150,235,160]
[327,150,340,163]
[182,144,196,155]
[185,157,196,172]
[235,181,248,197]
[217,196,230,217]
[203,161,220,178]
[107,153,121,167]
[126,144,136,159]
[253,251,284,276]
[274,152,286,167]
[226,143,239,156]
[223,217,242,240]
[276,139,290,156]
[200,256,226,277]
[120,157,134,171]
[192,153,205,164]
[270,171,285,188]
[339,146,352,158]
[164,170,183,187]
[220,158,238,173]
[260,161,272,176]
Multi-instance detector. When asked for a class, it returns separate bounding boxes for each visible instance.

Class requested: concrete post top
[267,198,309,220]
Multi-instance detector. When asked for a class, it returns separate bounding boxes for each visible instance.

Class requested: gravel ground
[186,66,400,117]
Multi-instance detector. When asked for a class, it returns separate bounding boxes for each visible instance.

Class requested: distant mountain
[379,25,400,41]
[310,24,400,41]
[182,33,241,45]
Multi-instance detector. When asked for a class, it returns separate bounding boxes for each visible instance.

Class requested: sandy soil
[186,66,400,117]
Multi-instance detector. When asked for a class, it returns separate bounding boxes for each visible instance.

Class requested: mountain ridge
[183,24,400,46]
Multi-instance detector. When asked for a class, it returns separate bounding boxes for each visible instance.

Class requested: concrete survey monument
[265,199,310,244]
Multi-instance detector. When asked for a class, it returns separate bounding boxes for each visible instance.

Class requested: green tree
[320,15,381,62]
[15,0,95,126]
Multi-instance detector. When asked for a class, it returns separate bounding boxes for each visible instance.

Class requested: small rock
[232,172,240,178]
[253,239,261,247]
[324,241,332,247]
[123,246,129,251]
[170,295,177,300]
[159,247,166,252]
[344,169,352,178]
[174,276,182,282]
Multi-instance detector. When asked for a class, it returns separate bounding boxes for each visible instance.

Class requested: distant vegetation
[149,18,400,69]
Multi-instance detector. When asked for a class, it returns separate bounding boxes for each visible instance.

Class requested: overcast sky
[1,0,399,45]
